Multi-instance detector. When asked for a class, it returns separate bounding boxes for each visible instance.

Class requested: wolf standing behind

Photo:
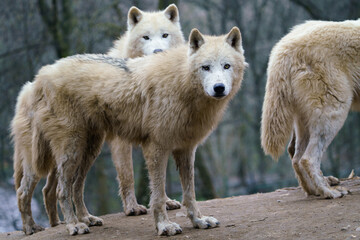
[107,4,185,215]
[12,27,247,236]
[108,4,184,58]
[261,20,360,199]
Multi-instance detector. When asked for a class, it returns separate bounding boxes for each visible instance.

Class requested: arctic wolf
[107,4,185,215]
[12,27,247,236]
[12,4,184,233]
[107,4,184,58]
[261,20,360,199]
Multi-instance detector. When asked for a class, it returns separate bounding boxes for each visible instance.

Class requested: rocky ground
[2,178,360,240]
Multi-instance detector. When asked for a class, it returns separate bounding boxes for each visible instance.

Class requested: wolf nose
[213,83,225,94]
[153,49,163,54]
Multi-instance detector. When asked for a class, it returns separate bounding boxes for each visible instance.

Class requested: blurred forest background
[1,0,360,232]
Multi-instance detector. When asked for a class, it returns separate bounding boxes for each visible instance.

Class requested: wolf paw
[192,216,220,229]
[49,217,65,227]
[67,222,90,235]
[325,176,340,186]
[166,198,181,210]
[79,215,104,226]
[24,223,44,235]
[125,204,147,216]
[323,186,349,199]
[156,221,182,236]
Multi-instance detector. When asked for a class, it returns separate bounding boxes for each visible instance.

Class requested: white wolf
[107,4,185,215]
[12,27,247,236]
[12,5,185,234]
[108,4,184,58]
[261,20,360,199]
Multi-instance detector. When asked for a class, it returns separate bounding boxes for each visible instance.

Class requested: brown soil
[2,178,360,240]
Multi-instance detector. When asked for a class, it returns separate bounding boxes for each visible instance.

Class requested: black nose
[213,83,225,94]
[153,49,163,54]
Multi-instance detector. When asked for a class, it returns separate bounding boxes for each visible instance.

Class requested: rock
[176,212,186,217]
[341,225,351,231]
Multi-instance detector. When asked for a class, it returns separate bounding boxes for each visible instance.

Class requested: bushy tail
[11,83,33,190]
[12,81,53,181]
[261,56,294,160]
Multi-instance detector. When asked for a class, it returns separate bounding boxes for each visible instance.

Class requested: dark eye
[162,33,169,38]
[143,36,150,40]
[224,64,231,69]
[202,65,210,71]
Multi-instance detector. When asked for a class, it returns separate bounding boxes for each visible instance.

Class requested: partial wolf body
[107,4,184,58]
[107,4,185,215]
[12,5,185,232]
[12,28,247,236]
[261,20,360,199]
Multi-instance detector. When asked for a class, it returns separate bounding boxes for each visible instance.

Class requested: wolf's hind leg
[173,148,220,230]
[287,130,296,159]
[109,137,147,216]
[42,167,61,227]
[297,96,352,198]
[56,142,89,235]
[17,162,44,235]
[143,143,182,236]
[291,130,340,192]
[165,197,181,210]
[325,176,340,186]
[289,116,317,195]
[73,133,105,227]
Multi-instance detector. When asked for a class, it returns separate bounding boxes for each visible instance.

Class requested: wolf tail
[260,54,294,160]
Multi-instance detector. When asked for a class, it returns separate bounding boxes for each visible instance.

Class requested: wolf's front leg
[142,143,182,236]
[42,168,61,227]
[109,137,147,216]
[173,148,220,229]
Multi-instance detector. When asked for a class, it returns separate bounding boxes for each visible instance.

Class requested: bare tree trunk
[158,0,178,10]
[37,0,75,58]
[290,0,327,20]
[136,156,150,206]
[348,0,360,19]
[96,157,110,215]
[0,135,5,179]
[195,150,217,199]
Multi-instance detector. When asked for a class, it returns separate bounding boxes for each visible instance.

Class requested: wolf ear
[128,6,143,30]
[164,4,179,23]
[189,28,205,55]
[225,27,242,52]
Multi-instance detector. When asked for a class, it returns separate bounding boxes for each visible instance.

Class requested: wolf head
[188,27,247,99]
[126,4,185,57]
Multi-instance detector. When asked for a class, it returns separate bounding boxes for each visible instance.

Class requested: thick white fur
[12,28,247,236]
[12,5,185,233]
[107,4,185,215]
[261,19,360,199]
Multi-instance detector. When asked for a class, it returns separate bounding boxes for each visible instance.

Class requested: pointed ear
[188,28,205,55]
[127,6,143,29]
[225,27,242,51]
[164,4,179,23]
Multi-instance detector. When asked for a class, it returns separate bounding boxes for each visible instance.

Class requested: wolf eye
[224,64,231,69]
[202,65,210,71]
[162,33,169,38]
[143,36,150,40]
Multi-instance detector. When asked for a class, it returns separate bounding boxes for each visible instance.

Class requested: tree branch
[290,0,328,20]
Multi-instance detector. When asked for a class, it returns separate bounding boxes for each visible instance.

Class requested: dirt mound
[3,178,360,240]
